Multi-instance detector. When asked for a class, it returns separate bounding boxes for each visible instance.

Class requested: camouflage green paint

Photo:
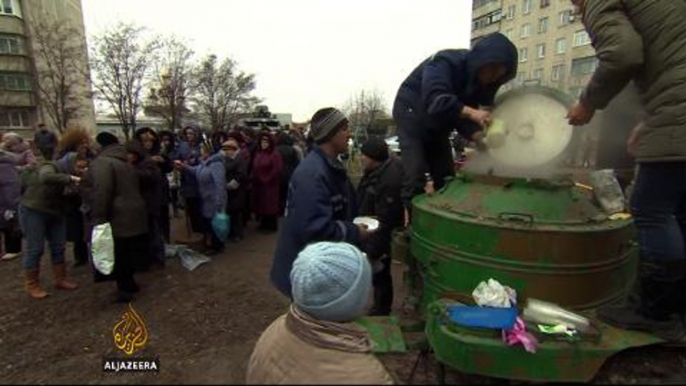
[396,172,650,381]
[425,301,662,383]
[356,315,407,353]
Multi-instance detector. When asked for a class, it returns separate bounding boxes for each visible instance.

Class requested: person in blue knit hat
[247,242,394,384]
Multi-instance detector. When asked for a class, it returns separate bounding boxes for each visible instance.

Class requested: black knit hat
[361,138,389,162]
[96,132,119,148]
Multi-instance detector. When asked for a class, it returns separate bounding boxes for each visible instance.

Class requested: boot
[23,269,48,299]
[597,259,685,341]
[53,263,78,290]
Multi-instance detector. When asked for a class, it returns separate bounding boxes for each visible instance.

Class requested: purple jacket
[0,150,22,229]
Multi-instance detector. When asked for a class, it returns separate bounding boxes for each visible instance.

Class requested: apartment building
[471,0,597,97]
[0,0,95,136]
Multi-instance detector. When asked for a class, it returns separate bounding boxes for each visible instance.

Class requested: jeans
[395,108,454,209]
[631,162,686,262]
[19,205,67,270]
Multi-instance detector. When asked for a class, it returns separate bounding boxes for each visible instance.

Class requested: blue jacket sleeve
[421,57,464,127]
[289,174,360,247]
[211,162,227,213]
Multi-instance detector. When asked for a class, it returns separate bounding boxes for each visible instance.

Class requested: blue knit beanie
[290,242,372,322]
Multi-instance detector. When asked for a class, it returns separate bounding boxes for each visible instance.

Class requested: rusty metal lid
[487,87,574,168]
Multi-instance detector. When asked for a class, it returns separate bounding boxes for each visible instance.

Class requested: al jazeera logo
[102,304,160,373]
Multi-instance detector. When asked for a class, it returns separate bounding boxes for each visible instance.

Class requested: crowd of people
[0,123,311,302]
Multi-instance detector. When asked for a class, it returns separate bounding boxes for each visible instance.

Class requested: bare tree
[89,23,159,140]
[341,89,390,141]
[31,19,90,133]
[144,36,194,131]
[191,54,259,131]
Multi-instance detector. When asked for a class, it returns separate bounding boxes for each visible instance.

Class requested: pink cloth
[502,317,538,354]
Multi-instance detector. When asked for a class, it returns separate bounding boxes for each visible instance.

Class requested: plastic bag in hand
[91,223,115,275]
[472,278,517,308]
[4,210,15,221]
[211,212,231,242]
[227,179,240,190]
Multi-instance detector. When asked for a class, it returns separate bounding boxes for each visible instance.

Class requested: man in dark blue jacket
[270,107,371,298]
[393,32,517,212]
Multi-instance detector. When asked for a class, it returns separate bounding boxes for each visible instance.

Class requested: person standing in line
[357,138,404,316]
[221,138,249,242]
[33,123,58,160]
[270,107,371,298]
[19,148,82,298]
[251,132,283,233]
[276,131,300,216]
[89,132,149,303]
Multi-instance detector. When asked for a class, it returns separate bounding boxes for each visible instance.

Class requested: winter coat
[579,0,686,162]
[392,33,517,140]
[276,135,300,191]
[89,144,148,238]
[33,129,57,152]
[20,161,73,216]
[246,306,394,385]
[56,153,86,242]
[0,150,22,229]
[175,137,202,198]
[356,157,404,260]
[138,157,165,218]
[251,136,283,217]
[224,153,249,213]
[270,147,360,298]
[187,152,227,219]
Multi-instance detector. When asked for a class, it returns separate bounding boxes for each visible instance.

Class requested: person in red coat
[252,131,283,232]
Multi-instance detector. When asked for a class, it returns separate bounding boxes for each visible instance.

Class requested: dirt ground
[1,216,686,384]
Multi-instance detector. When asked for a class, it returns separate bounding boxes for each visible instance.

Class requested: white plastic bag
[179,248,211,271]
[590,169,625,214]
[91,223,115,275]
[472,278,517,308]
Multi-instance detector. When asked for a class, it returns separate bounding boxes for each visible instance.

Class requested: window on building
[571,56,598,76]
[517,71,527,84]
[0,110,31,127]
[0,0,21,17]
[573,30,591,46]
[555,38,567,54]
[519,48,528,62]
[473,0,499,10]
[537,44,546,59]
[521,23,531,38]
[0,73,32,91]
[523,0,532,14]
[541,0,550,7]
[551,64,566,81]
[2,0,12,14]
[559,10,574,25]
[507,5,516,20]
[504,29,514,41]
[472,9,503,31]
[0,35,24,55]
[533,68,544,79]
[538,17,549,34]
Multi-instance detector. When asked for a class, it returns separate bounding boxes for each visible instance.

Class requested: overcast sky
[81,0,473,122]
